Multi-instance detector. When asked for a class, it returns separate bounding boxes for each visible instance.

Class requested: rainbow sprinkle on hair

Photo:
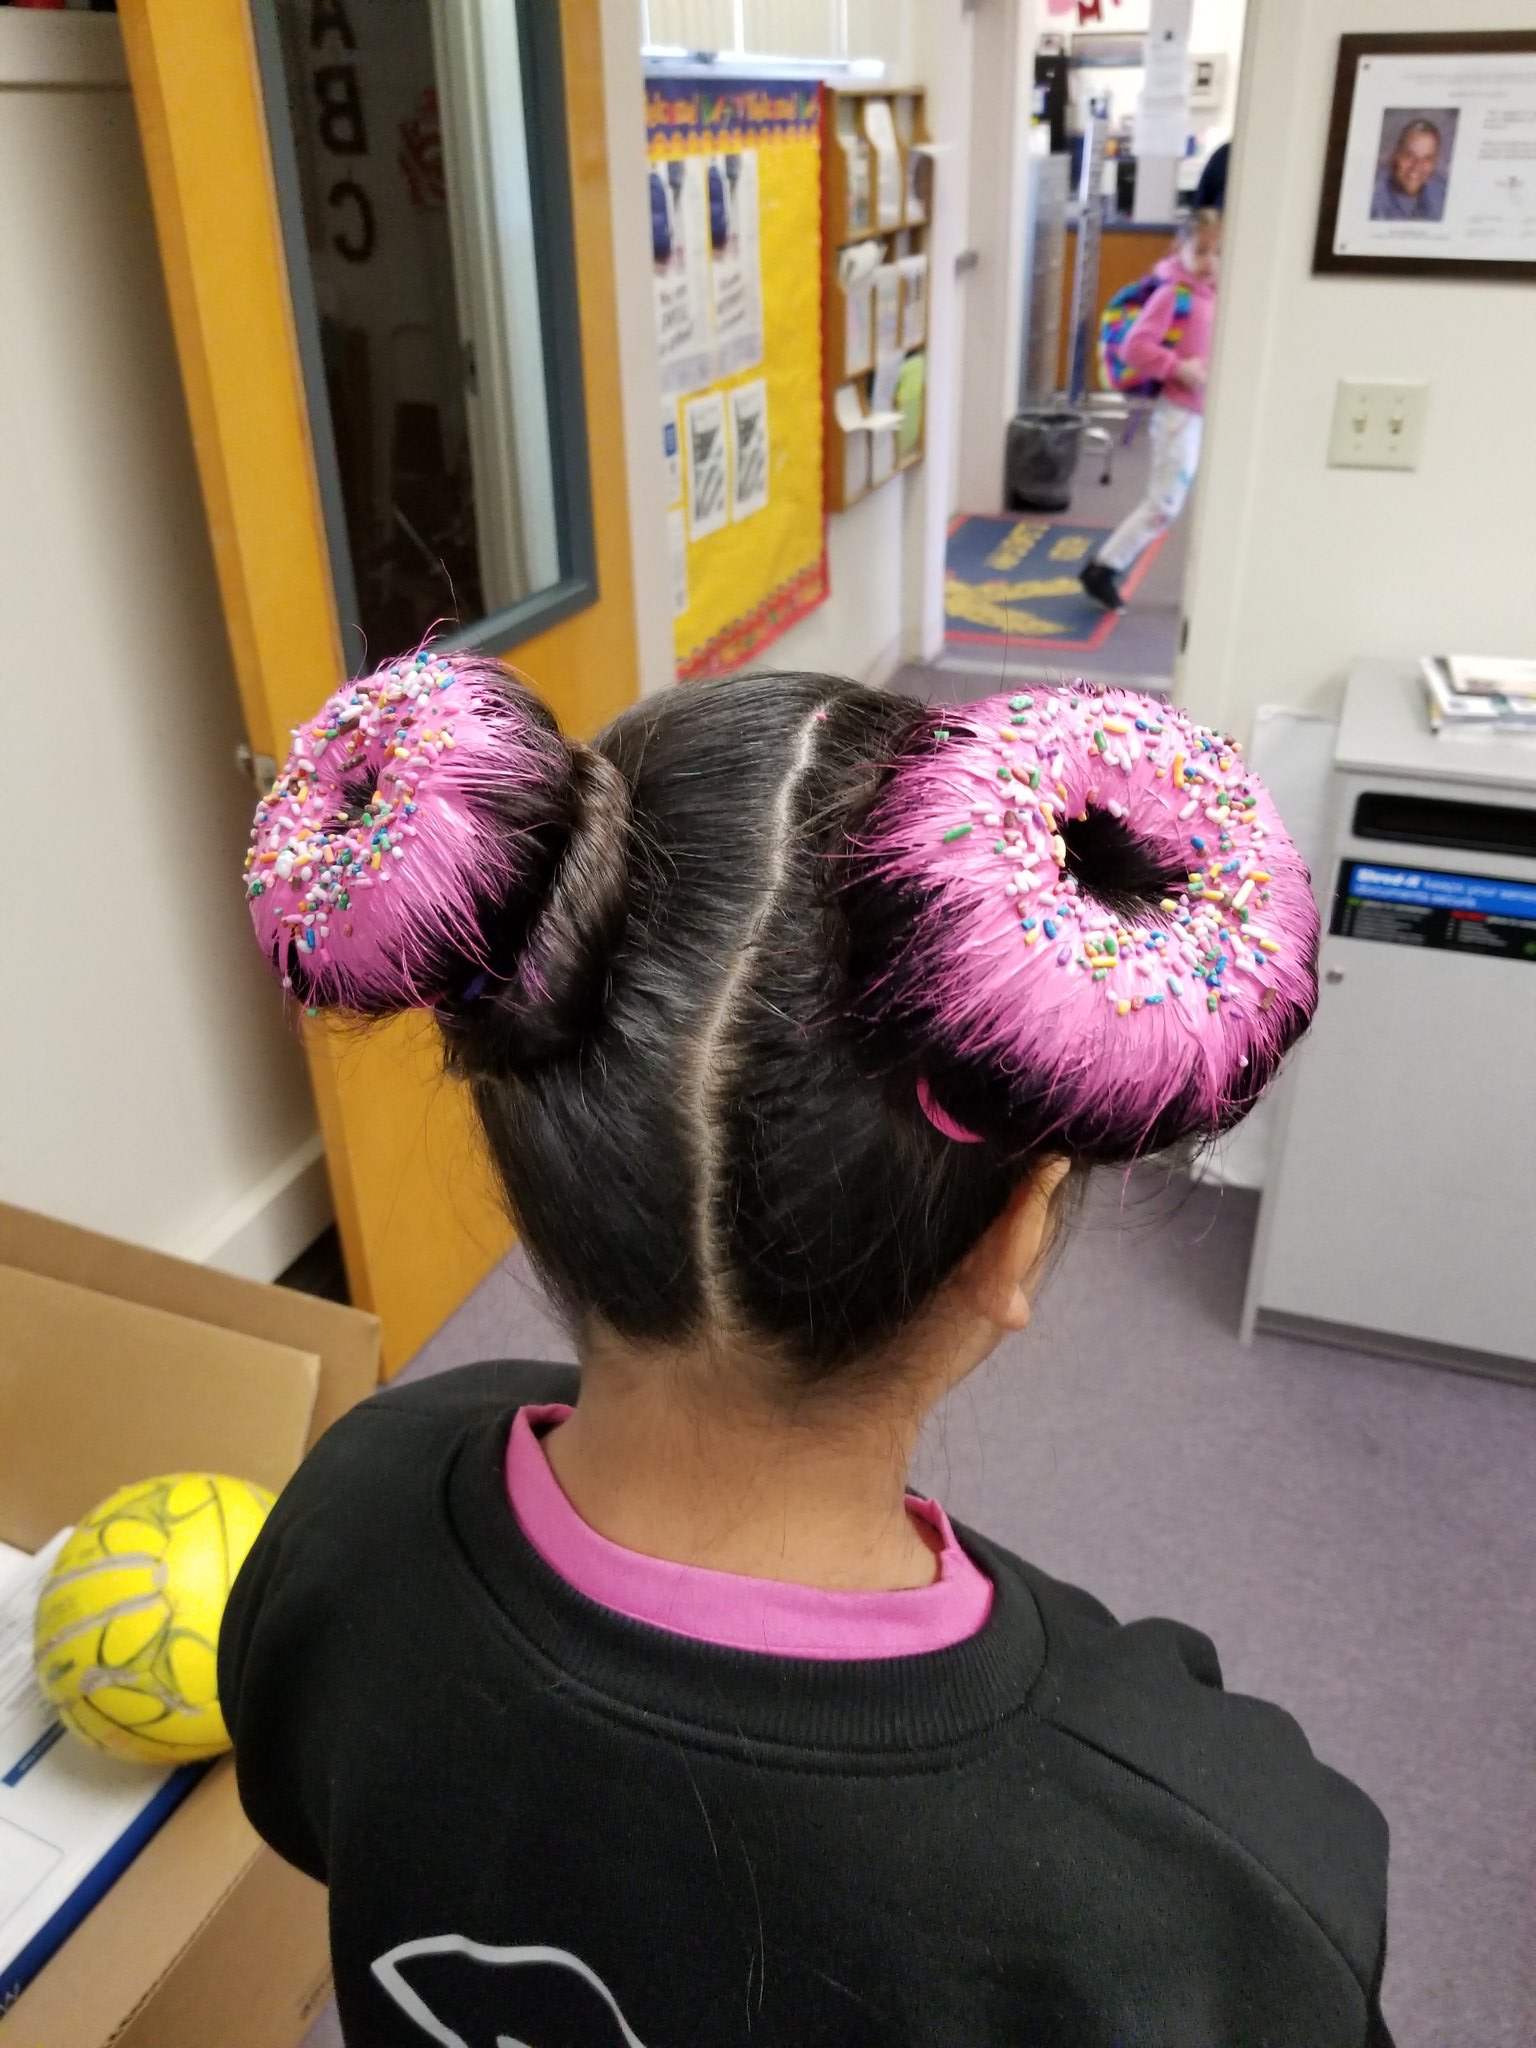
[855,685,1319,1152]
[245,649,565,1012]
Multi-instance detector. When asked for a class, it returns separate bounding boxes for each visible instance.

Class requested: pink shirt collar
[505,1404,993,1661]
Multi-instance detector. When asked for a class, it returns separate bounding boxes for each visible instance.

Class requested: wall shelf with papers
[822,84,933,512]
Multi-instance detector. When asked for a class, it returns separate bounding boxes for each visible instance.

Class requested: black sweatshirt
[221,1361,1393,2048]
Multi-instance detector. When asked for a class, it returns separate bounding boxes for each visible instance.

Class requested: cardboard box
[0,1203,380,2048]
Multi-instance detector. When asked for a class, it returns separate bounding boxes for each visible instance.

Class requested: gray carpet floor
[303,1168,1534,2048]
[946,420,1191,691]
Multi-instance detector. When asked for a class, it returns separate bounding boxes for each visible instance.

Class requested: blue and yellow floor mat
[944,515,1166,653]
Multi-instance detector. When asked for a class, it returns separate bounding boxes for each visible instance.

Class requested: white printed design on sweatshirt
[372,1936,649,2048]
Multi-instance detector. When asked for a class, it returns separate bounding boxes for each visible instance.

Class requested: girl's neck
[541,1337,945,1593]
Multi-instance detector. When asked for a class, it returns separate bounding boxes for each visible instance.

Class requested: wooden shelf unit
[822,83,933,513]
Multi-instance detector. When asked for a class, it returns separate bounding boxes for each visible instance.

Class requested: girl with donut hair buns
[230,654,1394,2048]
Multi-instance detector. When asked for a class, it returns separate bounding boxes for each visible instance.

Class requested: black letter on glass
[309,0,357,53]
[314,66,368,156]
[329,180,375,262]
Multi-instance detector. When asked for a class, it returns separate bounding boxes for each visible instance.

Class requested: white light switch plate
[1327,380,1428,470]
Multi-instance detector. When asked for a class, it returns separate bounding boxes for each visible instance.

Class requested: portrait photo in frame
[1314,31,1536,280]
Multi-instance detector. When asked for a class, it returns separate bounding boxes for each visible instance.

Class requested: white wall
[763,485,908,682]
[1181,0,1536,741]
[0,15,325,1278]
[953,0,1037,514]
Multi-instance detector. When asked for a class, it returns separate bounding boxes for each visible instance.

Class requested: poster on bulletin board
[647,78,828,681]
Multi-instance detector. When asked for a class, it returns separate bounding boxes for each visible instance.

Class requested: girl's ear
[957,1158,1072,1333]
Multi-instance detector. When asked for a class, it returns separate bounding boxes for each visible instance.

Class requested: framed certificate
[1314,31,1536,279]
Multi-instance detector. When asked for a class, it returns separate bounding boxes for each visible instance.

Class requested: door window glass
[259,0,593,663]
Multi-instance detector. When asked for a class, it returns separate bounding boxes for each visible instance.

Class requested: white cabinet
[1245,663,1536,1378]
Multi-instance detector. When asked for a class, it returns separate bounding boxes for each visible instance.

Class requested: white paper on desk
[0,1535,195,2007]
[862,99,903,229]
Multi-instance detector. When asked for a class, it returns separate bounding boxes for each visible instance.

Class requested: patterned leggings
[1098,399,1204,574]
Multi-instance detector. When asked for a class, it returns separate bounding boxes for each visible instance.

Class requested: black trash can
[1005,408,1084,512]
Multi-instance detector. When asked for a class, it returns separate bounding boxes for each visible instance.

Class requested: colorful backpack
[1097,275,1192,395]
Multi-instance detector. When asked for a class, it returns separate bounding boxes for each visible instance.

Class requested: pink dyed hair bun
[846,685,1319,1159]
[245,649,625,1051]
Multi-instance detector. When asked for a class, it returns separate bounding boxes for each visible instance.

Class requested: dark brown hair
[432,672,1035,1378]
[264,666,1314,1380]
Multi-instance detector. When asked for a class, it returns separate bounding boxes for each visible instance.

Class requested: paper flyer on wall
[838,240,882,374]
[862,98,903,230]
[682,390,729,541]
[728,380,770,522]
[708,151,764,379]
[1137,97,1189,158]
[1143,0,1193,100]
[845,281,874,374]
[662,403,682,507]
[666,508,688,617]
[651,158,712,398]
[1331,47,1536,263]
[873,264,901,357]
[1139,0,1192,156]
[646,76,827,679]
[834,98,872,236]
[834,384,871,503]
[869,352,903,486]
[896,352,926,461]
[898,253,928,350]
[0,1535,200,2008]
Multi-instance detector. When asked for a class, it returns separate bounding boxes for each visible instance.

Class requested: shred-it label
[1331,860,1536,962]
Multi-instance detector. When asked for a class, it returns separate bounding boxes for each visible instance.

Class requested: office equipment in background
[1244,660,1536,1382]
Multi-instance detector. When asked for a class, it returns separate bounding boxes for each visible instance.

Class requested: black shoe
[1079,559,1125,612]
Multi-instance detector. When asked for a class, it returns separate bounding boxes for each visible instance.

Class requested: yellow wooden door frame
[121,0,640,1369]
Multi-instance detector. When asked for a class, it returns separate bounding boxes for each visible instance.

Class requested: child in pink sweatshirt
[1080,210,1221,611]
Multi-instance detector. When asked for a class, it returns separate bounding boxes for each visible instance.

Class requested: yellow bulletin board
[646,79,828,680]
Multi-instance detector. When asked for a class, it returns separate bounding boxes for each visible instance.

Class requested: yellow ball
[33,1473,274,1766]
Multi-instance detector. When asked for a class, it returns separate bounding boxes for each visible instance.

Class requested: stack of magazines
[1420,655,1536,735]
